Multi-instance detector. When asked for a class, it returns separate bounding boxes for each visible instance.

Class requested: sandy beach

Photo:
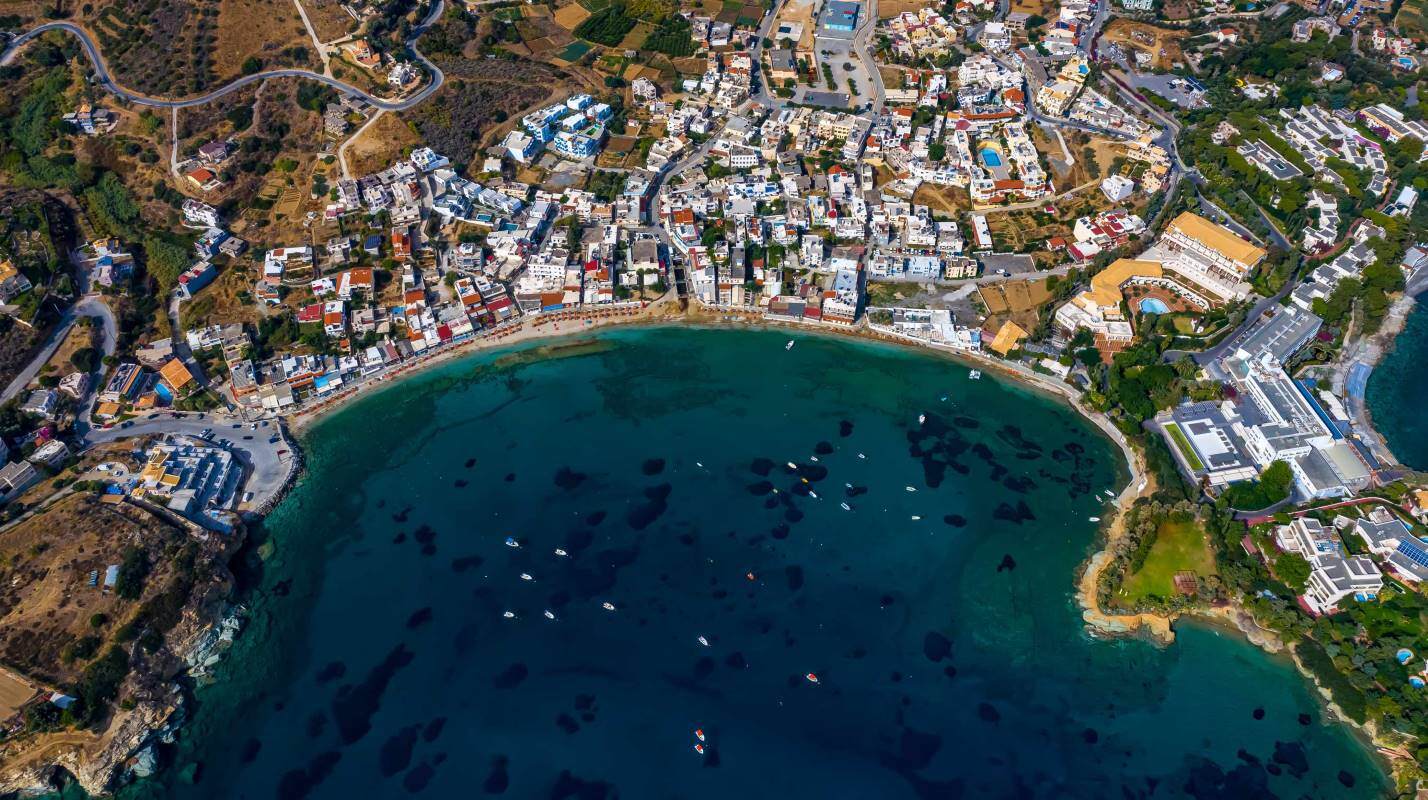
[288,301,677,434]
[279,298,1158,643]
[250,301,1428,784]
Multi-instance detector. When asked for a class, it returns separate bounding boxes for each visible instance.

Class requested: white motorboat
[520,573,533,581]
[502,611,516,619]
[786,340,795,351]
[602,602,616,611]
[697,635,710,647]
[554,548,568,557]
[543,610,556,620]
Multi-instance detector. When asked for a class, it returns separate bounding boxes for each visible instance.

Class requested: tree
[114,547,149,600]
[70,347,99,373]
[1275,551,1311,593]
[75,646,130,725]
[83,173,140,239]
[1223,460,1292,510]
[143,236,190,291]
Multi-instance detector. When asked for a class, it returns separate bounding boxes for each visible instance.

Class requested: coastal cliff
[0,499,247,797]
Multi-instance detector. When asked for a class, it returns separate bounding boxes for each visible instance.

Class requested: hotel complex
[1053,212,1267,347]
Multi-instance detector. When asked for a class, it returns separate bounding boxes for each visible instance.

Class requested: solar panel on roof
[1397,540,1428,570]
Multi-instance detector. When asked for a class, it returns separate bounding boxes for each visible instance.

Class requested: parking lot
[807,38,874,109]
[978,253,1039,277]
[86,413,296,513]
[1126,73,1206,110]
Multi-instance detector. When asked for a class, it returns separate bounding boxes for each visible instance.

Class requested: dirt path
[290,0,332,76]
[338,109,386,180]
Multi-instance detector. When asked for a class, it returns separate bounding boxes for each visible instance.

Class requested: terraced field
[1396,0,1428,39]
[89,0,212,96]
[84,0,314,97]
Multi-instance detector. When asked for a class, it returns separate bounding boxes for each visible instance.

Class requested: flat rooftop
[1235,306,1322,366]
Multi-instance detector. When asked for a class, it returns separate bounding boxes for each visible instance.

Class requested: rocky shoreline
[0,516,254,797]
[6,304,1415,796]
[1340,293,1416,470]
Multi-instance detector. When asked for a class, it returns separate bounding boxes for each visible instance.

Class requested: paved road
[1,0,446,111]
[852,0,887,112]
[1197,194,1265,247]
[1163,281,1296,368]
[746,0,787,108]
[1,294,116,405]
[86,414,295,512]
[1251,197,1293,251]
[166,293,229,410]
[290,0,333,77]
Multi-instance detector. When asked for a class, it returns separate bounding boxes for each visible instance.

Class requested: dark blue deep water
[1368,302,1428,471]
[125,327,1383,799]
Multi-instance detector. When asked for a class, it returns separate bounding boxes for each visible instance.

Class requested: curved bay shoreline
[67,306,1404,795]
[286,308,1414,784]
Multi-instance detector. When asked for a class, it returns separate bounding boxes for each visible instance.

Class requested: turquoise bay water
[1368,303,1428,470]
[124,327,1382,798]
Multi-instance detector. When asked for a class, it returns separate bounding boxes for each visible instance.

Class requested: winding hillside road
[0,294,117,406]
[0,0,446,111]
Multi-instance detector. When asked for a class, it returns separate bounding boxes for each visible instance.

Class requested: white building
[1274,517,1382,615]
[1101,174,1135,202]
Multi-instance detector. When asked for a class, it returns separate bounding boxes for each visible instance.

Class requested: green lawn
[1162,422,1204,471]
[1120,518,1216,604]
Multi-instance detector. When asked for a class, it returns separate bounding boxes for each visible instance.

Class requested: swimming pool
[980,148,1003,167]
[1139,297,1170,315]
